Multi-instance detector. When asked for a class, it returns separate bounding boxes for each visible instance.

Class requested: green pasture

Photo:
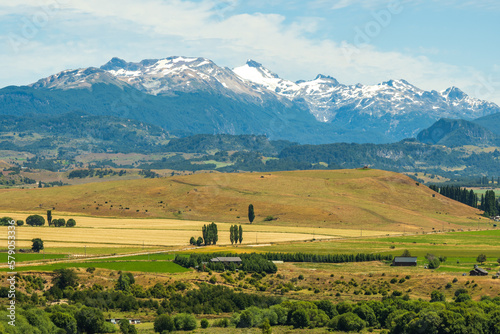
[1,253,66,263]
[237,230,500,259]
[1,260,188,273]
[86,253,175,262]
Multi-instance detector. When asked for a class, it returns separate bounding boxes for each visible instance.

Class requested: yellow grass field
[0,212,397,251]
[0,169,484,234]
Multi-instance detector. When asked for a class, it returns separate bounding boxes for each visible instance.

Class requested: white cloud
[0,0,499,104]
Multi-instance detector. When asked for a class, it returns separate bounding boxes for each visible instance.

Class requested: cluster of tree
[163,134,296,156]
[216,151,317,173]
[258,252,394,264]
[154,292,500,333]
[154,313,197,332]
[428,185,478,208]
[68,168,126,179]
[425,253,446,269]
[46,210,77,227]
[0,175,36,186]
[139,169,160,178]
[42,180,67,187]
[202,222,218,245]
[278,139,500,177]
[230,225,243,244]
[159,283,282,315]
[478,176,500,185]
[49,218,77,227]
[174,253,277,274]
[189,236,204,246]
[0,111,171,156]
[0,216,21,226]
[23,157,66,172]
[480,190,499,217]
[139,154,216,172]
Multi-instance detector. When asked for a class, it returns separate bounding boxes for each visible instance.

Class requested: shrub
[331,312,366,332]
[200,318,209,328]
[454,288,468,297]
[430,290,445,302]
[455,293,471,302]
[173,313,197,331]
[291,309,310,329]
[213,318,229,327]
[66,219,76,227]
[154,314,174,333]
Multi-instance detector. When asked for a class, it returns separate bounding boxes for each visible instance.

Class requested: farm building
[392,257,417,266]
[108,319,141,325]
[210,257,242,265]
[470,265,488,276]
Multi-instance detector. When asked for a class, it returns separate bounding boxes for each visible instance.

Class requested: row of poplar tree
[190,223,244,246]
[230,225,243,244]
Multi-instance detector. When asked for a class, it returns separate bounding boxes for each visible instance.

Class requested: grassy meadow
[0,169,485,232]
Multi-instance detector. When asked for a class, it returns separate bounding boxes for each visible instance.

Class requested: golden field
[0,212,398,251]
[0,169,483,232]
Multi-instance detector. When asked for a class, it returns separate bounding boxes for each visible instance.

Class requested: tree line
[0,214,76,227]
[259,252,393,263]
[428,185,479,208]
[480,190,500,217]
[174,252,392,273]
[174,253,277,274]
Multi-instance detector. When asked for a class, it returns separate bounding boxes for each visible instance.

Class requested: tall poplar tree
[248,204,255,224]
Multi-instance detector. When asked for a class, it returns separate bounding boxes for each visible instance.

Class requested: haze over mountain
[1,56,499,144]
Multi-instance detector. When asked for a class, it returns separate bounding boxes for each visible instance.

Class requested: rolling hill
[0,169,483,232]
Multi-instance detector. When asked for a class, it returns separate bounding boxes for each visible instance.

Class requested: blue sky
[1,0,499,103]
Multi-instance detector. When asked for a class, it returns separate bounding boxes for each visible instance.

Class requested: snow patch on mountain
[233,60,499,122]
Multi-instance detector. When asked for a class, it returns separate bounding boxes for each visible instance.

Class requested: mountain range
[1,56,499,144]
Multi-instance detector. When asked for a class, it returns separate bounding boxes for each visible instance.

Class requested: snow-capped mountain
[100,57,270,100]
[7,56,500,144]
[233,60,499,125]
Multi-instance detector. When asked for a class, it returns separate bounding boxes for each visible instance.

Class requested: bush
[331,312,366,332]
[454,288,468,297]
[213,318,229,327]
[455,293,471,302]
[75,307,105,334]
[200,318,209,328]
[154,314,175,333]
[291,309,310,329]
[353,305,377,327]
[428,258,441,269]
[50,312,77,334]
[173,313,197,330]
[430,290,445,302]
[16,220,24,226]
[66,218,76,227]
